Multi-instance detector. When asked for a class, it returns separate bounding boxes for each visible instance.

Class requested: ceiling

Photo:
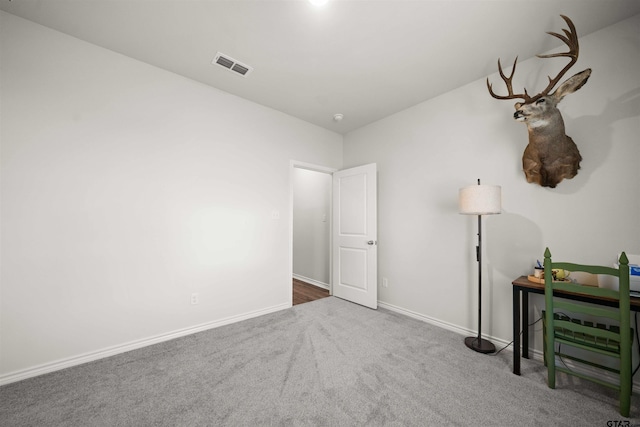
[2,0,639,134]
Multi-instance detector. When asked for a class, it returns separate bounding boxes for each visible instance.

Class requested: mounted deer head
[487,15,591,188]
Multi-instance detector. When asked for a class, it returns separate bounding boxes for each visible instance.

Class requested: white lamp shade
[459,184,502,215]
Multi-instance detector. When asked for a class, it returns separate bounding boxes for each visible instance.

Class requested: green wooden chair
[543,247,632,417]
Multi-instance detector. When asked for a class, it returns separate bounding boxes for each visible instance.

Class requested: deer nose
[514,110,523,119]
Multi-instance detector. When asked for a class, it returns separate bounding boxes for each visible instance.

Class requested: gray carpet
[0,297,637,426]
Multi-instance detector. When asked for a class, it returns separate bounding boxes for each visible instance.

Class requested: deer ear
[552,68,592,102]
[514,102,523,110]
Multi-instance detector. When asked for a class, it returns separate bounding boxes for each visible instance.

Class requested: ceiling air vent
[212,52,253,77]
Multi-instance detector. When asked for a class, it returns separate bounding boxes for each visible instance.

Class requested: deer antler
[536,15,580,98]
[486,15,580,103]
[486,57,533,102]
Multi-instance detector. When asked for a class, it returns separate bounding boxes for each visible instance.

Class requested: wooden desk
[511,275,640,375]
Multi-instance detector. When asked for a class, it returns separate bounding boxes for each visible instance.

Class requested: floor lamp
[459,179,502,354]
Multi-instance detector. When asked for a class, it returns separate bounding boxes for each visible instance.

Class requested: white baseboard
[292,274,330,290]
[378,300,640,389]
[0,302,290,386]
[377,301,512,352]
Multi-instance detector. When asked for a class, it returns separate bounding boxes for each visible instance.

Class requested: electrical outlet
[191,293,199,305]
[382,278,388,288]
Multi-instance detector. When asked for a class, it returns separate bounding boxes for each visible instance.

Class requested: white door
[332,163,377,309]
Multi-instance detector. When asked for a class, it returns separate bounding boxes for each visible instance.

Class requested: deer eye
[535,98,546,105]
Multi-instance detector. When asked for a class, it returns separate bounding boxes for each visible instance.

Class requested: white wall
[0,12,342,380]
[292,168,331,287]
[343,15,640,354]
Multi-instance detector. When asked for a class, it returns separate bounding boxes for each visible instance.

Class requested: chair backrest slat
[553,300,621,321]
[552,281,622,300]
[554,319,621,340]
[552,262,620,277]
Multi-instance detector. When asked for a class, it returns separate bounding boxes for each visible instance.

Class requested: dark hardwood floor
[293,278,330,305]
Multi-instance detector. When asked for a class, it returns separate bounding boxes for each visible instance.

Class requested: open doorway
[290,161,336,305]
[292,278,329,305]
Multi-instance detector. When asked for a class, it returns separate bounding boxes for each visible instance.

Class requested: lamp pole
[464,179,496,354]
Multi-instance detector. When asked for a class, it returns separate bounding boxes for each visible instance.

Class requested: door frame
[289,160,337,306]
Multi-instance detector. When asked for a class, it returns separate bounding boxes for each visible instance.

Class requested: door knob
[367,240,376,245]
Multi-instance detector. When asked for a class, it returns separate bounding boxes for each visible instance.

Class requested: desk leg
[522,291,529,359]
[513,286,521,375]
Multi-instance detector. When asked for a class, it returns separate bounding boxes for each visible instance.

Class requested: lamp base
[464,336,496,354]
